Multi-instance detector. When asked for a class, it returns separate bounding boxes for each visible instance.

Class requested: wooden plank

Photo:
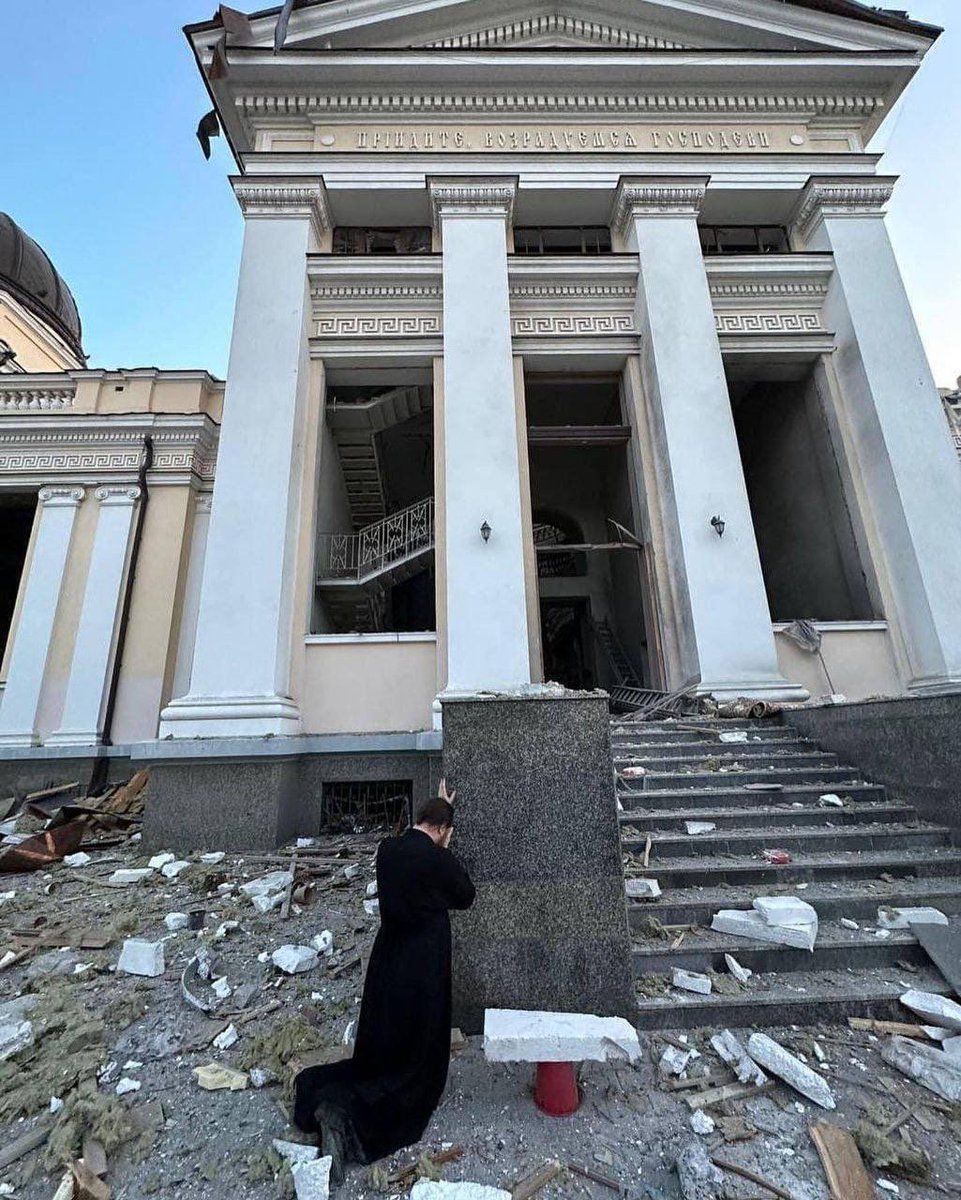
[848,1017,932,1039]
[712,1157,797,1200]
[686,1080,774,1110]
[912,922,961,996]
[809,1121,874,1200]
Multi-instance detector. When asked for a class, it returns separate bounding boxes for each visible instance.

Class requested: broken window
[699,225,790,255]
[332,228,432,255]
[514,227,612,255]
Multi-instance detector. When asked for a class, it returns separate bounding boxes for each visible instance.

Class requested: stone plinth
[441,691,635,1032]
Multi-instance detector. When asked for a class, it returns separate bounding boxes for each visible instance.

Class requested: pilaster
[0,487,84,747]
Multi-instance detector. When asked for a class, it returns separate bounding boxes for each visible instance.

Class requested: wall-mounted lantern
[710,515,726,538]
[480,521,492,543]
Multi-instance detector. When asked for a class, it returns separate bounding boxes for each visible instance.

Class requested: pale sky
[1,0,958,386]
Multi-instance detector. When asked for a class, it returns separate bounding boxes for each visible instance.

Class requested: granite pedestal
[441,692,635,1032]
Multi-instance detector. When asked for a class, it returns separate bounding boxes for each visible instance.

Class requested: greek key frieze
[713,312,823,334]
[314,314,442,337]
[511,314,635,336]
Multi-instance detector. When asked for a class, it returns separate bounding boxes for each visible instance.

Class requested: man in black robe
[293,784,475,1184]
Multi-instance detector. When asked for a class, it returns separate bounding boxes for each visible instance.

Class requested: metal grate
[321,780,412,833]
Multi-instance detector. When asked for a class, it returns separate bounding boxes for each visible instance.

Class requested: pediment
[193,0,937,55]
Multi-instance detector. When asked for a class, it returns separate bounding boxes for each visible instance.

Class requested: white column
[613,177,805,701]
[429,177,532,692]
[160,177,328,737]
[795,176,961,694]
[48,485,141,746]
[0,486,84,746]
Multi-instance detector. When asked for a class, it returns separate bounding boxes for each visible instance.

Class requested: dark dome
[0,213,83,359]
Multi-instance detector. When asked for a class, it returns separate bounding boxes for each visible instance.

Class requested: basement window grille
[321,780,412,833]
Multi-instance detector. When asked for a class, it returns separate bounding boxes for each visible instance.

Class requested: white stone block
[343,864,360,880]
[724,954,752,983]
[365,881,378,897]
[659,1046,694,1077]
[483,1008,641,1064]
[690,1110,715,1135]
[200,851,226,864]
[411,1182,511,1200]
[877,907,948,930]
[673,969,712,995]
[164,912,190,932]
[272,1139,318,1166]
[212,1024,239,1051]
[63,852,91,867]
[684,821,716,836]
[752,896,818,929]
[311,931,334,956]
[253,891,285,914]
[292,1157,332,1200]
[719,731,748,743]
[272,945,320,975]
[840,918,859,931]
[942,1036,961,1058]
[0,1019,34,1061]
[117,939,165,978]
[746,1033,835,1110]
[212,977,232,999]
[115,1078,141,1096]
[900,990,961,1032]
[240,871,291,901]
[625,878,661,900]
[363,899,380,917]
[711,1030,767,1086]
[818,794,844,807]
[712,909,816,951]
[148,852,175,870]
[161,860,191,879]
[108,868,153,885]
[881,1035,961,1102]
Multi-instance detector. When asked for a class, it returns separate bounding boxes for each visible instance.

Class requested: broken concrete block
[363,899,380,917]
[212,1024,239,1051]
[365,881,378,897]
[483,1008,641,1064]
[410,1182,511,1200]
[342,864,360,880]
[746,1033,835,1110]
[724,954,752,983]
[841,918,860,931]
[193,1063,248,1091]
[252,891,285,914]
[293,1156,333,1200]
[311,931,334,956]
[161,860,191,879]
[148,852,175,870]
[690,1110,715,1135]
[0,1019,34,1061]
[878,907,948,930]
[250,1067,277,1088]
[212,977,232,1000]
[685,821,716,836]
[659,1045,695,1077]
[625,878,661,900]
[115,1078,141,1096]
[752,896,818,929]
[164,912,190,932]
[272,945,320,975]
[942,1036,961,1058]
[719,731,748,743]
[712,908,816,951]
[117,939,165,978]
[673,969,712,995]
[900,989,961,1032]
[881,1035,961,1102]
[200,851,225,864]
[108,868,153,885]
[63,852,91,867]
[272,1139,318,1166]
[240,870,291,902]
[675,1139,724,1199]
[818,794,844,807]
[710,1030,767,1086]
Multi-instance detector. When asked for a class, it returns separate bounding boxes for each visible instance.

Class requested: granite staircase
[614,715,961,1030]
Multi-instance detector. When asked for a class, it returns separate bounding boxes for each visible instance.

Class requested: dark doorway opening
[0,494,37,663]
[540,598,593,690]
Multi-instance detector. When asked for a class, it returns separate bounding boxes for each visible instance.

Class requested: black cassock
[294,828,475,1163]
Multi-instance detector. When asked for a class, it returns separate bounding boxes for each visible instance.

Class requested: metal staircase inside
[594,617,643,688]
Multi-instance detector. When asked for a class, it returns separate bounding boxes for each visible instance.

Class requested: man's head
[413,796,454,845]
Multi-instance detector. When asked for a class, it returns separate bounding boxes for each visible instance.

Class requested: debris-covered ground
[2,776,961,1200]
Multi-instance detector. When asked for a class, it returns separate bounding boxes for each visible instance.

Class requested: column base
[695,678,810,704]
[158,693,302,739]
[0,731,42,748]
[44,730,102,748]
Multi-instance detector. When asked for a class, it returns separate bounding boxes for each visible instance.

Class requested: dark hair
[413,797,454,828]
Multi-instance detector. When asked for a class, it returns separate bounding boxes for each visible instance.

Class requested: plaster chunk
[752,896,818,929]
[719,731,748,744]
[161,860,191,879]
[710,1030,767,1086]
[212,1024,239,1051]
[878,907,948,930]
[164,912,190,932]
[0,1019,34,1062]
[272,1139,319,1166]
[712,908,816,951]
[200,851,226,864]
[900,989,961,1032]
[660,1045,695,1077]
[148,852,175,870]
[881,1035,961,1102]
[675,1139,724,1199]
[684,822,716,836]
[625,878,661,900]
[690,1111,715,1136]
[240,871,291,901]
[311,931,334,956]
[117,939,165,978]
[272,945,320,975]
[746,1033,835,1110]
[253,891,285,914]
[108,868,153,885]
[63,852,91,867]
[292,1159,332,1200]
[673,969,712,995]
[724,954,752,983]
[483,1008,641,1064]
[942,1036,961,1059]
[363,899,380,917]
[411,1182,511,1200]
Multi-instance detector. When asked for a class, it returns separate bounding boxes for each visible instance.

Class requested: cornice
[419,16,690,50]
[793,174,897,241]
[428,177,517,231]
[611,175,709,234]
[230,175,332,238]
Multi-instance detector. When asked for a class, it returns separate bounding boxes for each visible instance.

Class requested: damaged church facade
[1,0,961,835]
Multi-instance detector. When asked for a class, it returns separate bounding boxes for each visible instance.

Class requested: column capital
[38,485,84,508]
[793,175,898,242]
[95,485,142,507]
[230,175,331,241]
[611,175,710,236]
[428,176,518,233]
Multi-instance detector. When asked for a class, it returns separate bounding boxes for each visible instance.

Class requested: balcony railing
[317,497,434,582]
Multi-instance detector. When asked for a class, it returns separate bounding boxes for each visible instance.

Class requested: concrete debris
[752,895,817,929]
[723,954,752,983]
[363,899,380,917]
[342,1020,356,1046]
[900,989,961,1031]
[212,977,232,999]
[689,1110,715,1135]
[874,929,892,940]
[249,1067,277,1088]
[410,1183,511,1200]
[240,870,292,904]
[193,1063,249,1091]
[675,1138,724,1199]
[148,853,175,870]
[272,945,320,975]
[292,1155,333,1200]
[746,1033,835,1110]
[483,1008,641,1063]
[311,930,334,956]
[115,1078,141,1096]
[108,868,153,885]
[877,1184,900,1195]
[818,794,844,807]
[0,1018,34,1061]
[712,908,816,951]
[878,906,948,929]
[943,1036,961,1058]
[365,881,378,898]
[719,731,748,743]
[253,891,285,915]
[710,1030,767,1086]
[272,1138,319,1166]
[660,1046,695,1077]
[200,851,225,864]
[343,864,360,880]
[625,878,661,900]
[841,918,860,931]
[63,852,92,867]
[164,912,190,932]
[684,822,716,836]
[212,1024,239,1051]
[160,860,191,879]
[880,1035,961,1102]
[673,969,712,995]
[117,939,165,978]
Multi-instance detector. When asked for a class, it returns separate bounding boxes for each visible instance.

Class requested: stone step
[636,765,861,791]
[627,846,961,889]
[623,822,950,860]
[613,737,812,760]
[612,727,792,746]
[631,922,933,977]
[627,876,961,928]
[634,964,952,1031]
[617,751,838,773]
[613,718,777,731]
[618,781,887,811]
[619,800,916,833]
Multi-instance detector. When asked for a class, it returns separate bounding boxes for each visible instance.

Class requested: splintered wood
[809,1121,874,1200]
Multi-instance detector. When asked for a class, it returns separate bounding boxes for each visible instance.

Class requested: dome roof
[0,213,83,359]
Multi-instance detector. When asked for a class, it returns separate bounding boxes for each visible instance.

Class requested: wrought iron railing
[316,497,434,582]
